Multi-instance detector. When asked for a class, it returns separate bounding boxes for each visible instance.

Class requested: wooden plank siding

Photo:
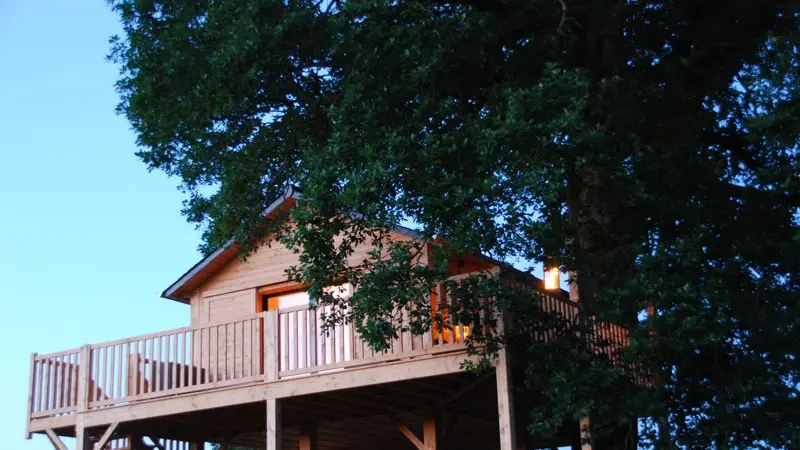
[194,231,416,327]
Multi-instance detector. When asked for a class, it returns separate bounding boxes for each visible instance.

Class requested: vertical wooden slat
[123,343,130,398]
[146,338,153,394]
[221,324,226,382]
[265,309,279,380]
[137,341,144,395]
[32,360,40,413]
[299,311,308,369]
[203,327,210,385]
[436,286,444,347]
[44,358,53,410]
[182,331,189,388]
[309,311,317,368]
[337,320,345,363]
[291,312,299,370]
[73,353,80,406]
[214,325,220,383]
[155,336,162,392]
[320,309,327,365]
[172,333,178,390]
[99,347,108,401]
[249,319,255,377]
[240,320,245,378]
[114,345,122,400]
[53,356,61,409]
[106,346,115,399]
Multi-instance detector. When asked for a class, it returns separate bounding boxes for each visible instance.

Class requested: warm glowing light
[455,326,471,342]
[544,267,560,290]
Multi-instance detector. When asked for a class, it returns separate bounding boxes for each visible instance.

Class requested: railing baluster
[309,311,317,368]
[337,319,345,363]
[239,320,245,378]
[182,331,189,388]
[224,323,229,381]
[42,359,53,411]
[171,332,178,390]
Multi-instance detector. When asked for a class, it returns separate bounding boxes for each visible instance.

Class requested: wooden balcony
[26,302,477,431]
[26,292,632,450]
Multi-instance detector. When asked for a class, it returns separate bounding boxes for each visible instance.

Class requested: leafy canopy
[109,0,799,448]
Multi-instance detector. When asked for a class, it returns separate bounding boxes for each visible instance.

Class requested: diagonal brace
[44,429,69,450]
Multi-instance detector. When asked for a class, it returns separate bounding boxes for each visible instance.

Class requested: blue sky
[0,2,203,448]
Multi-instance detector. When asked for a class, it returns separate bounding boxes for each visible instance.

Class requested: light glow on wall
[544,267,560,290]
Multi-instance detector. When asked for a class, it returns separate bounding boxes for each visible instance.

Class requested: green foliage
[109,0,799,448]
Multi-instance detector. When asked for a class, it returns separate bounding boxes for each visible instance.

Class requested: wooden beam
[496,325,517,450]
[94,422,120,450]
[29,413,77,433]
[44,429,68,450]
[423,417,437,450]
[397,422,424,450]
[82,352,466,428]
[266,398,282,450]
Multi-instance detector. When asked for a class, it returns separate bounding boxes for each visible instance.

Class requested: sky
[0,2,204,449]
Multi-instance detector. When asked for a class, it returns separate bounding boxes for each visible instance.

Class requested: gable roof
[162,187,563,304]
[161,187,300,303]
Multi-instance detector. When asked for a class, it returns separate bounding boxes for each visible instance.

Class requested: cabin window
[257,283,353,312]
[261,290,310,311]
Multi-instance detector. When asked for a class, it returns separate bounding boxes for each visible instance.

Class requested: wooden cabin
[24,189,631,450]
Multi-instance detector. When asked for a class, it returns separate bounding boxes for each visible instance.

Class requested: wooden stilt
[496,321,517,450]
[298,425,318,450]
[266,397,282,450]
[423,417,437,450]
[75,415,91,450]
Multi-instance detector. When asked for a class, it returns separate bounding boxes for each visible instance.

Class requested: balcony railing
[27,291,630,422]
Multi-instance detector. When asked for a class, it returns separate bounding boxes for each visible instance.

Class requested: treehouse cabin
[24,189,631,450]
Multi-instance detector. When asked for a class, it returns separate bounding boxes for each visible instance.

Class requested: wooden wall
[190,232,416,327]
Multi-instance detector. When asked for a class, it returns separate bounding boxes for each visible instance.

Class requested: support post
[266,398,282,450]
[77,344,92,411]
[298,425,318,450]
[75,415,90,450]
[265,310,279,381]
[496,317,517,450]
[423,417,437,450]
[188,442,204,450]
[25,353,37,439]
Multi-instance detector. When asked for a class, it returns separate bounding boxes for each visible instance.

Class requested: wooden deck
[26,291,632,450]
[27,302,476,432]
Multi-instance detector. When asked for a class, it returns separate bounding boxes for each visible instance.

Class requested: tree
[109,0,799,448]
